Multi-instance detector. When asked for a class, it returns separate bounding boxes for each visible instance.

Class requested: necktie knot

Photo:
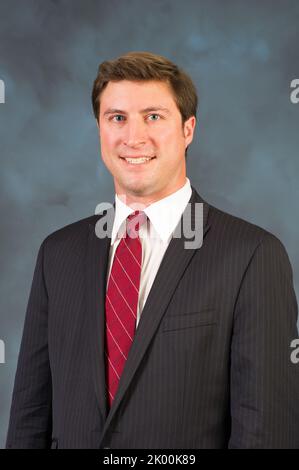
[126,210,147,238]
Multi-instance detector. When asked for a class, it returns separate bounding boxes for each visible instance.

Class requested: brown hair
[92,51,198,125]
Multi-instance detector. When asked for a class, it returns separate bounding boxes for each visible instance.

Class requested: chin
[127,183,148,194]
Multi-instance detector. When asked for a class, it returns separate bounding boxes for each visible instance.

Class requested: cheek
[99,126,118,150]
[157,127,186,167]
[156,125,184,148]
[154,128,174,148]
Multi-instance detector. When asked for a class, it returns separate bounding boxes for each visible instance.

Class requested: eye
[148,114,160,121]
[111,115,125,122]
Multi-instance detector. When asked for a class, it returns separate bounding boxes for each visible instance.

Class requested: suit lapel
[86,211,112,422]
[99,187,211,444]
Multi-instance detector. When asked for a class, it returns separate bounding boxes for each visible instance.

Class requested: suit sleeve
[229,234,299,448]
[6,239,52,449]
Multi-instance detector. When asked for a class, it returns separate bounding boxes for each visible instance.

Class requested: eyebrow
[103,106,171,116]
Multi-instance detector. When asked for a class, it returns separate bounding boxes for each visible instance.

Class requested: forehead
[100,80,178,112]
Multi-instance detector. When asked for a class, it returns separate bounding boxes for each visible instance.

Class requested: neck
[116,179,187,209]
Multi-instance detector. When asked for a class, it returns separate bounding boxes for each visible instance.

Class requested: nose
[123,119,147,148]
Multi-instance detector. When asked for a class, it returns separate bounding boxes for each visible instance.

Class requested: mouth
[119,156,156,165]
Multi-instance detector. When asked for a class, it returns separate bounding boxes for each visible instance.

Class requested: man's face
[98,79,196,205]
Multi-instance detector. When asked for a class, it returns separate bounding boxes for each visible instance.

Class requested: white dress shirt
[106,178,192,328]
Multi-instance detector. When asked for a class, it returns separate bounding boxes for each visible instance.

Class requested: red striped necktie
[105,210,147,409]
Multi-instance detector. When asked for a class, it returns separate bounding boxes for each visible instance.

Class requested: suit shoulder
[42,214,99,253]
[207,203,285,251]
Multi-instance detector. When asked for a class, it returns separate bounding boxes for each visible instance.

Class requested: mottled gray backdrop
[0,0,298,448]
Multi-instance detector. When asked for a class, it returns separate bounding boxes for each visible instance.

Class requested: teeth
[124,157,153,164]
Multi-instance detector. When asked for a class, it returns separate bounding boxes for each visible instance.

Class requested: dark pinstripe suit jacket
[6,187,299,449]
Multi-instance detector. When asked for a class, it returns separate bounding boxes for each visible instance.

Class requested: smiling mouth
[119,156,156,165]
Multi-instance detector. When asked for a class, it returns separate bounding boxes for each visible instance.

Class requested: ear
[184,116,196,147]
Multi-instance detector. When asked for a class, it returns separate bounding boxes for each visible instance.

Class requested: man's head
[92,51,198,206]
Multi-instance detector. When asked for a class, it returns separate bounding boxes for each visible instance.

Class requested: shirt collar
[111,178,192,245]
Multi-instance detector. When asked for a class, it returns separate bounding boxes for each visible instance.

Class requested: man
[6,51,299,449]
